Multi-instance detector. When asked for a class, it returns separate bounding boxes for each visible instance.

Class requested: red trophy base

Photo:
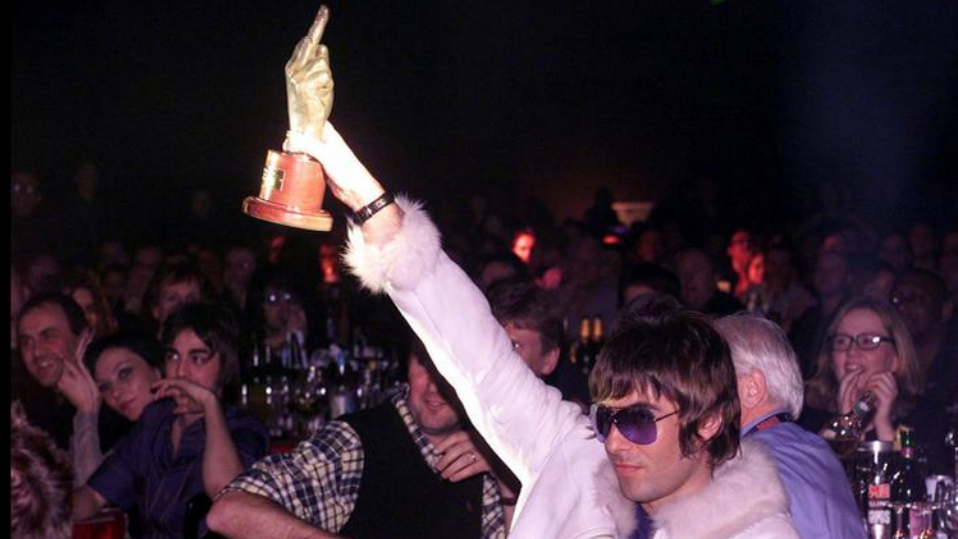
[242,150,333,231]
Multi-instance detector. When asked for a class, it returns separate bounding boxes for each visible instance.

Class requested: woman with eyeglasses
[803,296,921,442]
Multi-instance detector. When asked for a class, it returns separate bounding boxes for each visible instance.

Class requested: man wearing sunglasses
[280,118,799,537]
[715,314,865,539]
[588,299,798,538]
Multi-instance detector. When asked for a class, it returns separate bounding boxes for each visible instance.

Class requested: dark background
[12,0,958,240]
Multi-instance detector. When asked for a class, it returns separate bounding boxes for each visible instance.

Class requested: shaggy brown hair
[590,294,741,467]
[11,402,74,539]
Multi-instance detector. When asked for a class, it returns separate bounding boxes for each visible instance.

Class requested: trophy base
[242,196,333,231]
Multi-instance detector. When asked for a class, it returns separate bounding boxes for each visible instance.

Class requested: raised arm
[287,124,588,490]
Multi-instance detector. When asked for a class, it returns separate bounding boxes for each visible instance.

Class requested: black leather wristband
[353,192,395,224]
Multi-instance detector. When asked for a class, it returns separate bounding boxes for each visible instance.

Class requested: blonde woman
[803,295,922,442]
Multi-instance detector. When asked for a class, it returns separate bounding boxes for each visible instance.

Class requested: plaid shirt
[220,386,507,538]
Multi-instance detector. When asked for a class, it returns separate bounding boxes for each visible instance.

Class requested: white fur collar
[344,195,442,293]
[594,459,641,537]
[649,438,790,539]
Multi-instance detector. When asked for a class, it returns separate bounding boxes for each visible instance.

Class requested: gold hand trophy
[243,5,335,231]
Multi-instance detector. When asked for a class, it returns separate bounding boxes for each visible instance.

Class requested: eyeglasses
[264,292,299,306]
[589,403,679,445]
[828,333,895,352]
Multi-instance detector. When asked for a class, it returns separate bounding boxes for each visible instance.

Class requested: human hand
[434,431,496,483]
[152,378,217,415]
[837,369,865,415]
[863,371,898,441]
[287,304,309,339]
[57,329,100,413]
[286,5,334,142]
[285,122,385,213]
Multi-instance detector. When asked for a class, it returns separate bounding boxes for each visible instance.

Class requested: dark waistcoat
[340,403,484,539]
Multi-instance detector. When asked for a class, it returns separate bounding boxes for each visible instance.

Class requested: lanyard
[746,412,792,436]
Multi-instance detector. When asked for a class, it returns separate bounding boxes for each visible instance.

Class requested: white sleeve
[343,197,586,487]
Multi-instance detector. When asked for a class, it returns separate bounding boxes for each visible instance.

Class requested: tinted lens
[591,405,614,441]
[590,405,658,445]
[615,406,658,445]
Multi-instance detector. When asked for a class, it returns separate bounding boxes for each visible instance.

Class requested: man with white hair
[715,313,866,539]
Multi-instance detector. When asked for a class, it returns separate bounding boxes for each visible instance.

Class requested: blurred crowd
[9,161,958,539]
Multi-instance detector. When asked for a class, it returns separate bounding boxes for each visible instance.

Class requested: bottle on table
[588,316,604,373]
[327,346,357,419]
[571,317,592,375]
[821,391,878,459]
[892,428,930,538]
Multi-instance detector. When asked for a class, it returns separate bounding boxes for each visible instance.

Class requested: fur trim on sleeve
[343,195,442,293]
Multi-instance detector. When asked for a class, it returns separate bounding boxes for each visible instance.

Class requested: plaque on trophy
[243,5,335,231]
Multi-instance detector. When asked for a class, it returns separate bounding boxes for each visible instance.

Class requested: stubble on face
[602,390,714,513]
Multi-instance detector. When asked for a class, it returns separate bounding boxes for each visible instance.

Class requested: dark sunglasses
[589,403,679,445]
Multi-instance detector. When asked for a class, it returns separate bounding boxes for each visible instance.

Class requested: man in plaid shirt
[208,339,515,539]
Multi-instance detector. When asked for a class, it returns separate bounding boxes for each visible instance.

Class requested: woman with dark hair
[85,332,163,422]
[72,303,269,539]
[59,269,119,339]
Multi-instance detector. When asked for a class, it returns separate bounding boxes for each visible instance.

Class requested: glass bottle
[821,391,878,459]
[588,316,604,373]
[893,429,928,503]
[573,317,591,374]
[327,346,357,419]
[860,441,897,539]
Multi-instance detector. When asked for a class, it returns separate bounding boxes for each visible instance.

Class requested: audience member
[473,251,529,291]
[620,262,681,306]
[674,248,743,316]
[11,402,74,539]
[57,161,107,266]
[222,244,259,316]
[58,269,119,339]
[12,170,54,260]
[801,296,949,472]
[97,239,131,271]
[892,268,956,408]
[558,235,621,341]
[73,302,270,539]
[857,259,898,303]
[286,119,798,538]
[715,314,865,539]
[142,260,214,335]
[25,251,62,295]
[85,332,163,422]
[248,270,319,356]
[209,337,514,539]
[789,251,851,379]
[878,232,911,273]
[633,226,664,265]
[743,244,814,333]
[511,229,536,264]
[727,229,758,299]
[487,277,590,405]
[909,221,940,273]
[14,293,125,485]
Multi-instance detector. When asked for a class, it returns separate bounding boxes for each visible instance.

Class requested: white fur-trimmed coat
[344,198,798,539]
[650,438,800,539]
[346,197,637,538]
